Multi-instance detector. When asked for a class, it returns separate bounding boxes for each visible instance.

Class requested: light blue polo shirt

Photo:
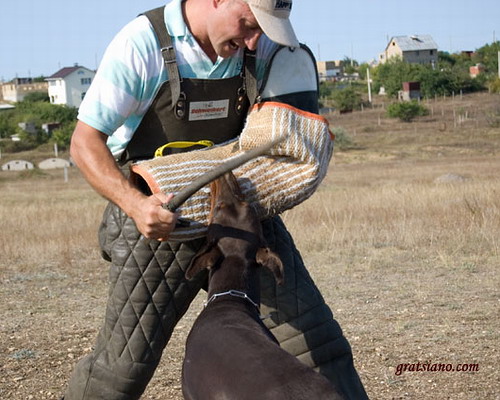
[78,0,278,158]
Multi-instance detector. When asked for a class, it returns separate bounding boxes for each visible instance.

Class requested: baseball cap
[243,0,300,48]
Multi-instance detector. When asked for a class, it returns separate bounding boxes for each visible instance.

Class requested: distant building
[2,160,34,171]
[461,51,475,59]
[316,61,344,81]
[18,122,37,134]
[38,158,71,170]
[379,35,438,67]
[42,122,62,134]
[469,63,485,78]
[1,77,48,102]
[46,65,95,108]
[399,81,421,101]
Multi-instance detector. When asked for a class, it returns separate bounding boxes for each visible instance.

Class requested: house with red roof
[46,64,95,108]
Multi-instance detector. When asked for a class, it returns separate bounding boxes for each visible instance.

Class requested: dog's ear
[256,247,284,285]
[185,243,222,280]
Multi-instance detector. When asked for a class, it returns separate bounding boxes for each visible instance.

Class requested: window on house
[430,50,434,55]
[81,78,91,85]
[81,92,87,100]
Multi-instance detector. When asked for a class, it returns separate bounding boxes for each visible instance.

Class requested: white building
[2,160,34,171]
[38,158,71,170]
[46,65,95,108]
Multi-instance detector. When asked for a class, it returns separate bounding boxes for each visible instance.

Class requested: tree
[319,81,334,98]
[16,100,77,126]
[0,111,17,139]
[472,41,500,75]
[373,57,485,98]
[52,121,76,148]
[438,51,456,68]
[22,92,50,103]
[373,58,424,97]
[357,63,372,80]
[0,100,77,151]
[342,57,359,75]
[332,86,362,113]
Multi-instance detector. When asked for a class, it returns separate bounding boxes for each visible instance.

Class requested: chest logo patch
[189,99,230,121]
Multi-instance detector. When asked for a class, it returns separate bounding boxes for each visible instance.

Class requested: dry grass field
[1,92,499,399]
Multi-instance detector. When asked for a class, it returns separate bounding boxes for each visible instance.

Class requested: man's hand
[129,192,178,241]
[70,120,178,241]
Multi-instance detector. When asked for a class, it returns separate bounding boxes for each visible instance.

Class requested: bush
[489,77,500,93]
[51,121,76,148]
[331,126,354,150]
[22,92,50,103]
[332,87,363,113]
[0,112,17,139]
[0,139,37,153]
[387,101,428,122]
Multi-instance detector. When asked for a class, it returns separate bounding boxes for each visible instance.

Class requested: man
[64,0,368,399]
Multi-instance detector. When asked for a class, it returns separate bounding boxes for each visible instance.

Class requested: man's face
[208,0,263,58]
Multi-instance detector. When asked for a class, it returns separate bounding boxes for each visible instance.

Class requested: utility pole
[367,68,372,103]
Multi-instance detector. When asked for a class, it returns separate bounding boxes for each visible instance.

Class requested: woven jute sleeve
[130,102,334,240]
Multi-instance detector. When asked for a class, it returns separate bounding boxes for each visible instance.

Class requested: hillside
[0,92,499,400]
[328,91,500,162]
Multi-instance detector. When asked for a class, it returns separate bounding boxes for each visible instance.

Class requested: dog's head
[185,172,283,285]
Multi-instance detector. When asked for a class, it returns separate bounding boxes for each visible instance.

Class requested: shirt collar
[164,0,188,37]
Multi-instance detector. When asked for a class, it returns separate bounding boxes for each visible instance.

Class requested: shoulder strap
[143,7,257,111]
[143,7,182,112]
[244,49,259,107]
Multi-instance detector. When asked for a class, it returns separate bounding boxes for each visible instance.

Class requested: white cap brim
[248,4,300,48]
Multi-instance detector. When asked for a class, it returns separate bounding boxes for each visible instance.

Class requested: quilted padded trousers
[64,203,368,400]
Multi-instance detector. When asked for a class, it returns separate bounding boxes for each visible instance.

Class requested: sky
[1,0,499,81]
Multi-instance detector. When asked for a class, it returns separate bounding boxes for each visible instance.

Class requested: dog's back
[183,299,341,400]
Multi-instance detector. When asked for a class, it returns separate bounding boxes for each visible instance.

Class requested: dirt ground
[1,93,499,399]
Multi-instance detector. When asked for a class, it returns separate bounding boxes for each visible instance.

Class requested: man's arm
[70,121,177,240]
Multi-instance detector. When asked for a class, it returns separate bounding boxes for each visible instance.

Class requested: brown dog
[182,173,344,400]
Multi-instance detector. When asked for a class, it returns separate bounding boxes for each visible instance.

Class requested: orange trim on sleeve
[252,101,334,140]
[130,164,162,194]
[251,101,331,126]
